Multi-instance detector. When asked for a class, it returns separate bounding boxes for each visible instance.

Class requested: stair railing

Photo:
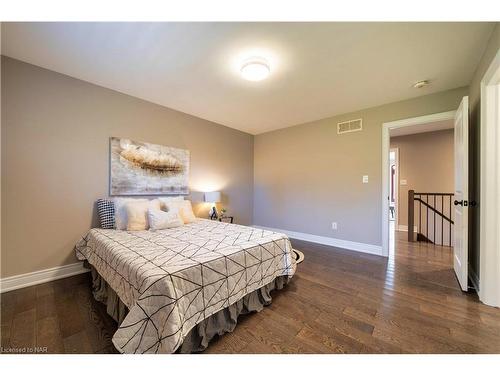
[408,190,454,246]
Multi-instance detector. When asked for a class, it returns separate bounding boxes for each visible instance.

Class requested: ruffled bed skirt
[86,262,289,353]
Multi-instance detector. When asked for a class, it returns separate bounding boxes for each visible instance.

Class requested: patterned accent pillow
[147,208,184,230]
[96,199,115,229]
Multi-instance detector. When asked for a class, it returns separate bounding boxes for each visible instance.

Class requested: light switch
[400,179,407,186]
[362,175,369,184]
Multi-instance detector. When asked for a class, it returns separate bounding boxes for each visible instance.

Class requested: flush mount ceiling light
[413,80,430,88]
[240,57,270,81]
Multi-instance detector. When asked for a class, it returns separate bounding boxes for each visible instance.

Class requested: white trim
[0,262,89,293]
[253,225,382,256]
[397,225,418,232]
[479,49,500,307]
[389,147,399,228]
[382,111,456,257]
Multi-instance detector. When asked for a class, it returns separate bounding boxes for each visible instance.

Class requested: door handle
[454,200,464,206]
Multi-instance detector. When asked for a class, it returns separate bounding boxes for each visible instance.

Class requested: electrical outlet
[332,222,338,230]
[362,175,369,183]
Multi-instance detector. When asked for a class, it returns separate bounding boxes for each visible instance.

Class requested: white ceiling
[1,22,494,135]
[390,119,454,137]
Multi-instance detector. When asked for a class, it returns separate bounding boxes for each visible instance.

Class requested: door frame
[389,147,399,229]
[479,49,500,307]
[381,111,456,257]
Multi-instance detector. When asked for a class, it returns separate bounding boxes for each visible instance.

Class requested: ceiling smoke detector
[413,80,430,89]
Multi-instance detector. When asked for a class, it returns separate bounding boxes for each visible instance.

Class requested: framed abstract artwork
[110,137,190,195]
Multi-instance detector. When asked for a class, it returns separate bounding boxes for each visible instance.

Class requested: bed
[75,218,296,354]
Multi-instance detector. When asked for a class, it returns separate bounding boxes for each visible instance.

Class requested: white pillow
[113,197,149,230]
[163,200,197,224]
[125,199,161,231]
[158,196,185,210]
[147,208,184,230]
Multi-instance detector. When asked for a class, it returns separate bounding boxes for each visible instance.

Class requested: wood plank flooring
[2,231,500,354]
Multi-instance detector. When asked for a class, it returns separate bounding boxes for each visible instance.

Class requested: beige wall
[2,24,497,279]
[1,57,254,278]
[390,129,454,228]
[254,87,468,247]
[467,23,500,284]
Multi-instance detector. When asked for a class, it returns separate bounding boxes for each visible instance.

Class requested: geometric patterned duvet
[74,219,296,354]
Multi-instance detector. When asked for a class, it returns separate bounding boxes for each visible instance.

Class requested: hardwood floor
[2,230,500,354]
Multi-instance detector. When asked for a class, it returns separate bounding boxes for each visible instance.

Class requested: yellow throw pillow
[164,200,197,224]
[113,197,149,230]
[179,200,197,224]
[158,196,185,210]
[125,199,161,231]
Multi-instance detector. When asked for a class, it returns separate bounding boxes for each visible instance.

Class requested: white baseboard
[397,225,417,232]
[1,262,89,293]
[253,225,383,256]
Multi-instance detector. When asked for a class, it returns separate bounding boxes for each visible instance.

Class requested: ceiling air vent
[337,118,363,134]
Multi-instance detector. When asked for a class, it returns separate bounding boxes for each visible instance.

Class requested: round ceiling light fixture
[240,57,270,81]
[413,80,430,89]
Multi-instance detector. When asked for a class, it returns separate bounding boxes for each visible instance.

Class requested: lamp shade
[204,191,221,203]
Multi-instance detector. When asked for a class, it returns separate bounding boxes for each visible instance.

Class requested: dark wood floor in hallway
[2,231,500,353]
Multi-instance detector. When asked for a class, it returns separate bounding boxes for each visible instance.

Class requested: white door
[454,96,469,291]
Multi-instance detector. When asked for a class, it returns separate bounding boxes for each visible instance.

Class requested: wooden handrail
[414,192,454,196]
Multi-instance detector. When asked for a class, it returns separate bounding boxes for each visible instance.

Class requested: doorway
[387,121,456,259]
[382,101,471,293]
[381,111,456,257]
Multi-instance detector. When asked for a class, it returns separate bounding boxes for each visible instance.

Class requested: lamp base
[209,206,218,220]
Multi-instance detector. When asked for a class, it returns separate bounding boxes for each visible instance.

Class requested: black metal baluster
[426,195,429,240]
[419,194,421,240]
[441,196,444,246]
[433,195,436,245]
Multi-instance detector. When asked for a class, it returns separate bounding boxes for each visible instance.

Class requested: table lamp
[204,191,221,219]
